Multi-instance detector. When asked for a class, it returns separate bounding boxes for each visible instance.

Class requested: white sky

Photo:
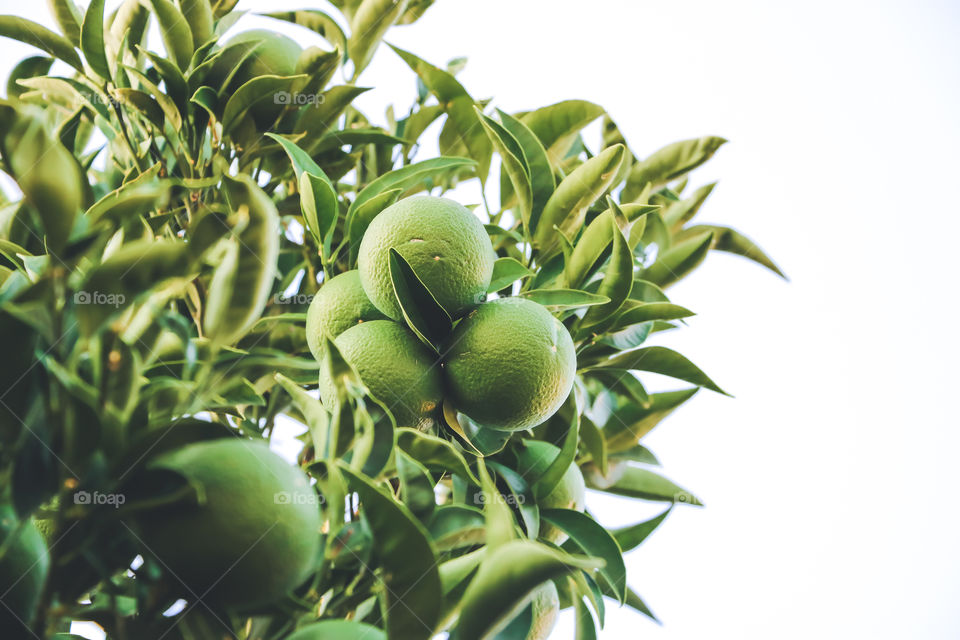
[2,0,959,638]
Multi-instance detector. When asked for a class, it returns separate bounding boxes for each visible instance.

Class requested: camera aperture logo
[74,490,126,508]
[473,492,525,506]
[274,491,324,506]
[74,291,125,307]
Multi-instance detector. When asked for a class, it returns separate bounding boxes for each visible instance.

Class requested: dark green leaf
[585,346,726,395]
[580,215,633,327]
[588,465,701,505]
[397,427,480,484]
[146,0,194,71]
[498,109,555,229]
[642,231,713,288]
[388,248,452,351]
[546,509,626,602]
[611,506,671,553]
[604,388,699,451]
[520,289,609,310]
[80,0,109,80]
[682,224,787,279]
[0,16,83,71]
[341,466,442,640]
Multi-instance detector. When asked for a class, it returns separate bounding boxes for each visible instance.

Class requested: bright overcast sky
[2,0,959,638]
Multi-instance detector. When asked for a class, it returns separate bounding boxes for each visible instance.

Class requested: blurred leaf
[681,224,787,278]
[349,0,408,77]
[520,99,604,165]
[520,289,609,310]
[0,16,83,70]
[146,0,194,71]
[397,450,436,521]
[546,509,626,602]
[429,505,486,550]
[487,257,534,293]
[611,506,671,553]
[453,540,602,640]
[603,388,698,451]
[389,247,452,351]
[581,215,633,327]
[397,427,480,484]
[222,74,306,136]
[587,465,701,505]
[585,346,726,395]
[80,0,109,80]
[47,0,83,46]
[288,621,386,640]
[341,466,442,640]
[642,231,713,288]
[498,109,555,229]
[5,56,53,99]
[262,10,347,53]
[179,0,213,50]
[534,145,625,256]
[623,136,727,200]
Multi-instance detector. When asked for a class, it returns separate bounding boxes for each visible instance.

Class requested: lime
[320,320,443,429]
[134,439,321,609]
[357,196,496,320]
[443,298,576,431]
[0,505,49,632]
[306,271,387,359]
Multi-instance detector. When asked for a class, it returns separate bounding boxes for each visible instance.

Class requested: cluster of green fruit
[307,195,578,433]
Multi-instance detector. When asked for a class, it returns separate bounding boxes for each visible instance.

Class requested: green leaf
[579,414,608,476]
[203,174,280,345]
[0,108,84,253]
[397,451,436,521]
[5,56,53,99]
[487,257,534,293]
[682,224,787,279]
[340,467,442,640]
[122,66,183,130]
[580,215,633,327]
[429,505,486,551]
[0,16,83,71]
[47,0,83,46]
[146,0,194,71]
[476,459,516,549]
[534,144,626,256]
[498,109,555,229]
[611,506,671,553]
[112,88,164,129]
[453,540,602,640]
[520,99,605,165]
[391,45,491,183]
[520,289,609,310]
[662,182,716,230]
[586,346,726,395]
[604,388,699,451]
[575,595,598,640]
[642,230,714,288]
[261,10,347,53]
[588,465,701,505]
[349,156,476,219]
[347,188,401,263]
[477,109,532,229]
[530,397,578,500]
[349,0,408,77]
[545,509,626,603]
[221,74,306,136]
[178,0,213,50]
[388,248,453,351]
[84,167,169,225]
[623,136,727,199]
[275,373,331,458]
[296,85,371,143]
[79,0,109,80]
[397,427,480,485]
[614,301,694,326]
[624,587,659,623]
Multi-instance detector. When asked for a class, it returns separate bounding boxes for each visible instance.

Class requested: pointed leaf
[588,465,701,505]
[623,136,727,199]
[546,509,626,603]
[498,109,555,229]
[146,0,194,71]
[487,257,534,293]
[642,231,713,287]
[683,224,786,279]
[586,346,726,395]
[341,466,442,640]
[581,215,633,327]
[388,247,452,351]
[611,506,672,553]
[0,16,83,71]
[604,388,699,451]
[477,109,532,228]
[520,289,609,310]
[520,99,604,165]
[80,0,109,80]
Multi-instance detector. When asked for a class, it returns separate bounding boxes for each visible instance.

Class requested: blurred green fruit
[0,505,49,633]
[134,439,321,610]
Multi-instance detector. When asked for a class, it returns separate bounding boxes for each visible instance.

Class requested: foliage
[0,1,783,638]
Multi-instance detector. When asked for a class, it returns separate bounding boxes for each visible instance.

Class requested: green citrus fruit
[357,196,496,320]
[0,506,49,632]
[496,580,560,640]
[319,320,443,429]
[135,439,321,609]
[206,29,302,128]
[516,440,586,544]
[288,620,386,640]
[306,271,387,359]
[443,298,576,431]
